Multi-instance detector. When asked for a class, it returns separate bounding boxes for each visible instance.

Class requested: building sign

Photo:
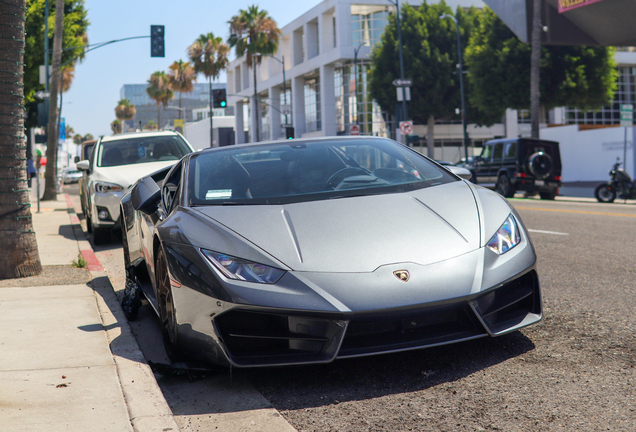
[559,0,605,13]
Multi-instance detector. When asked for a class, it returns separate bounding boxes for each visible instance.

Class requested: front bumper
[91,190,124,229]
[167,237,542,367]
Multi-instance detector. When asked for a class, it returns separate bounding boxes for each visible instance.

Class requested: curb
[63,194,181,432]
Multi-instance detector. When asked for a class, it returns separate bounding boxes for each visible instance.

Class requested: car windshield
[187,138,458,206]
[96,135,191,167]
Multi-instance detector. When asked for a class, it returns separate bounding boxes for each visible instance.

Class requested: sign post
[350,124,360,136]
[621,104,633,171]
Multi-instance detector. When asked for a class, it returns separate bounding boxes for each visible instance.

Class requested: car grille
[472,270,541,334]
[215,310,345,366]
[338,304,486,358]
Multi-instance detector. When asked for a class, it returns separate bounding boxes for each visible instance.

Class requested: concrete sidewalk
[0,192,179,432]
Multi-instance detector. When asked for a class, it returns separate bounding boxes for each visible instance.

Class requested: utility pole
[530,0,541,139]
[388,0,408,132]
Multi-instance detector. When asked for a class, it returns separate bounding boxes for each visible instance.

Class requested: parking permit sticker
[138,145,146,158]
[206,189,232,199]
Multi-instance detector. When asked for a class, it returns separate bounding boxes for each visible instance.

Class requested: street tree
[144,120,158,131]
[110,119,122,135]
[0,0,42,278]
[166,60,196,119]
[188,32,229,146]
[465,7,617,126]
[228,5,281,142]
[370,1,478,156]
[24,0,89,128]
[41,0,64,201]
[82,133,93,141]
[146,71,173,129]
[115,98,136,132]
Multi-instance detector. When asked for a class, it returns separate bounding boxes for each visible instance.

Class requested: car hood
[194,181,484,273]
[92,161,177,189]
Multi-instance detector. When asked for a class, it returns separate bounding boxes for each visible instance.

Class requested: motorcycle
[594,159,636,203]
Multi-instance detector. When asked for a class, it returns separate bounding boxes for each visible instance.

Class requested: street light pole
[388,0,408,126]
[441,13,469,162]
[254,53,288,136]
[354,42,365,132]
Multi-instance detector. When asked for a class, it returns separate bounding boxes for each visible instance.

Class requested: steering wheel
[325,167,370,189]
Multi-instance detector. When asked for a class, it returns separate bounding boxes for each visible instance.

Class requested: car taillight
[516,173,527,178]
[554,176,562,181]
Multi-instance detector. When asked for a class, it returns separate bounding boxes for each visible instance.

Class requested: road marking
[515,206,636,218]
[527,229,569,235]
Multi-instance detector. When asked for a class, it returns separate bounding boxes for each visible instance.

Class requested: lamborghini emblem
[393,270,410,282]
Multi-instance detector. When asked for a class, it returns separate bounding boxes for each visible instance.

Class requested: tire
[156,248,183,363]
[539,189,557,200]
[121,276,142,321]
[594,184,616,203]
[528,152,553,179]
[91,217,110,245]
[496,174,515,198]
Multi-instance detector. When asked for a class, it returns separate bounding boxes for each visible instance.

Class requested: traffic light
[150,25,165,58]
[213,89,227,108]
[285,127,294,139]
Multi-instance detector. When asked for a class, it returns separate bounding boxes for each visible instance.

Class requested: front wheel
[496,174,515,198]
[595,184,616,203]
[156,248,183,363]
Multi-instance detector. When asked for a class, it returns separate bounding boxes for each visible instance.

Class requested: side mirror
[74,156,80,163]
[446,166,473,181]
[76,160,90,172]
[131,176,161,215]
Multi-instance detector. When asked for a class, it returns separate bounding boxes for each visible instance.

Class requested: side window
[481,145,493,161]
[162,162,182,213]
[492,143,504,162]
[504,142,517,160]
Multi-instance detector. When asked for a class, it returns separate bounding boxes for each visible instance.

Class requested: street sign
[392,78,412,87]
[35,90,50,100]
[620,104,633,127]
[399,121,413,135]
[396,87,411,102]
[281,104,292,116]
[350,124,360,136]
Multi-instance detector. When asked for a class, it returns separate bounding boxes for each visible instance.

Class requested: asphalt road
[65,183,636,431]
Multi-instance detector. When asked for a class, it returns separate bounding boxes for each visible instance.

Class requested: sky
[62,0,324,138]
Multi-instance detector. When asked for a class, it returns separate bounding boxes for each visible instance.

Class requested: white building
[227,0,483,145]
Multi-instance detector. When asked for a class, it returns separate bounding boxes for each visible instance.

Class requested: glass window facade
[351,5,391,47]
[565,66,636,125]
[334,60,389,137]
[304,77,321,133]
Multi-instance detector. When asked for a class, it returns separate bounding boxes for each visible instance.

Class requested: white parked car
[61,167,82,184]
[77,131,194,244]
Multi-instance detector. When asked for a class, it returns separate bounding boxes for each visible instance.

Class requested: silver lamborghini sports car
[120,136,542,367]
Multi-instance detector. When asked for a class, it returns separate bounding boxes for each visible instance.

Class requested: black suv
[465,138,562,200]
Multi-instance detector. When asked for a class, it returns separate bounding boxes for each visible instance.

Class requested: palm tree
[0,0,42,278]
[110,119,122,134]
[146,71,174,129]
[166,60,196,120]
[115,99,136,132]
[228,5,282,142]
[188,32,229,147]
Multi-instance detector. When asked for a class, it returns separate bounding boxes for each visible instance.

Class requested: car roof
[194,135,398,156]
[100,130,182,143]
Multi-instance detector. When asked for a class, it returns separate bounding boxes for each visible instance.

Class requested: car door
[475,144,493,185]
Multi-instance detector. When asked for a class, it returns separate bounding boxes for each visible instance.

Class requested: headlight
[95,182,124,193]
[486,214,521,255]
[201,249,285,284]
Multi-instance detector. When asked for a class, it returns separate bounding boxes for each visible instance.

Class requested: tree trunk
[157,103,161,130]
[530,0,541,139]
[42,0,64,201]
[427,115,435,158]
[253,64,259,142]
[0,0,42,278]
